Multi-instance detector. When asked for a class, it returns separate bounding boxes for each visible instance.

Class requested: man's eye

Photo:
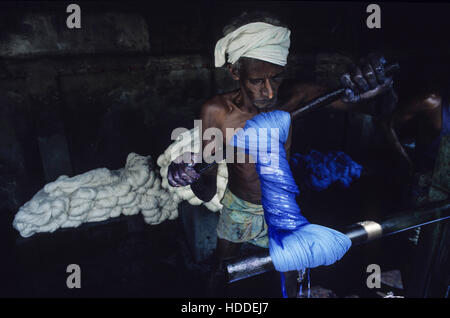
[271,75,284,83]
[249,79,263,85]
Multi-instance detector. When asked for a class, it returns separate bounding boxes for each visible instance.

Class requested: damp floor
[1,174,410,298]
[2,214,407,298]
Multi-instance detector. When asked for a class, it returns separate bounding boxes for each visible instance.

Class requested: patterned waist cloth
[216,188,269,248]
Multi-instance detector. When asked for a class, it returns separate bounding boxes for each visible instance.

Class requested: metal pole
[289,63,399,119]
[226,199,450,284]
[194,63,400,175]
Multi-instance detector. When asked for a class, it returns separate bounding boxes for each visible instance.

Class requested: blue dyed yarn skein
[291,150,363,191]
[230,110,352,272]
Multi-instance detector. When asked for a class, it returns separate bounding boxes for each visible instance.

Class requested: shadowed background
[0,1,449,297]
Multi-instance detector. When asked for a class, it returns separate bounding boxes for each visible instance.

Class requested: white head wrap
[214,22,291,68]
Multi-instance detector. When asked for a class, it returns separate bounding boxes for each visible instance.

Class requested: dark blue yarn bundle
[230,110,352,273]
[291,150,363,191]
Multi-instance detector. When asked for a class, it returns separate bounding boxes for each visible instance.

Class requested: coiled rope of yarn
[230,110,352,279]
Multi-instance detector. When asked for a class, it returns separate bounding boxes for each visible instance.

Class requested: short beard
[253,97,278,110]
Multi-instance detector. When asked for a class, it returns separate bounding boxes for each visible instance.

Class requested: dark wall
[1,1,450,297]
[2,0,450,230]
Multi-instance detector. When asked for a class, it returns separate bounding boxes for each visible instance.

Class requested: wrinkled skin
[168,54,395,194]
[341,54,393,103]
[168,152,201,187]
[168,53,394,297]
[340,54,443,178]
[378,90,443,178]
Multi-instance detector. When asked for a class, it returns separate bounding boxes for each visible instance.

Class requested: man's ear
[227,64,240,81]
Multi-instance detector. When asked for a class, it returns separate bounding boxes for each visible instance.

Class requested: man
[377,61,449,192]
[167,12,396,297]
[375,60,450,297]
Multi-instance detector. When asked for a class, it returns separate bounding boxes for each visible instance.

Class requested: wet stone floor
[3,212,406,298]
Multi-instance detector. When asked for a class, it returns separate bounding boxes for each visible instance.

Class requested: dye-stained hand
[340,53,394,103]
[167,152,201,187]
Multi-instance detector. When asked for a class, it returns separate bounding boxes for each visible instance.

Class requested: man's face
[237,58,285,110]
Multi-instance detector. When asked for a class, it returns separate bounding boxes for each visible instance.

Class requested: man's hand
[340,54,394,102]
[340,53,398,119]
[167,152,201,187]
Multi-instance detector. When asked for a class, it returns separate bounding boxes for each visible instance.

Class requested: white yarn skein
[13,125,229,238]
[13,153,178,238]
[156,125,228,212]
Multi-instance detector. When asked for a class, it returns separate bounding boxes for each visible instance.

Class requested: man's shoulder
[280,80,321,97]
[420,93,443,112]
[278,80,323,111]
[290,81,326,94]
[201,91,237,115]
[404,92,443,114]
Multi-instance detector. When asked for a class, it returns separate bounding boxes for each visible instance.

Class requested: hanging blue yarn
[230,110,352,273]
[280,272,288,298]
[291,150,363,191]
[307,268,311,298]
[298,269,309,298]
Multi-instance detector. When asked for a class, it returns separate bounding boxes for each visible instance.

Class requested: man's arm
[281,82,384,117]
[190,101,223,202]
[283,54,397,119]
[285,116,293,160]
[378,93,442,175]
[167,99,224,202]
[378,106,416,175]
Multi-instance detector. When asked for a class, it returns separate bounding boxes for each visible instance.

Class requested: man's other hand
[167,152,201,187]
[340,53,394,103]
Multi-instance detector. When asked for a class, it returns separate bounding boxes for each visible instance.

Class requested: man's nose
[262,79,274,99]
